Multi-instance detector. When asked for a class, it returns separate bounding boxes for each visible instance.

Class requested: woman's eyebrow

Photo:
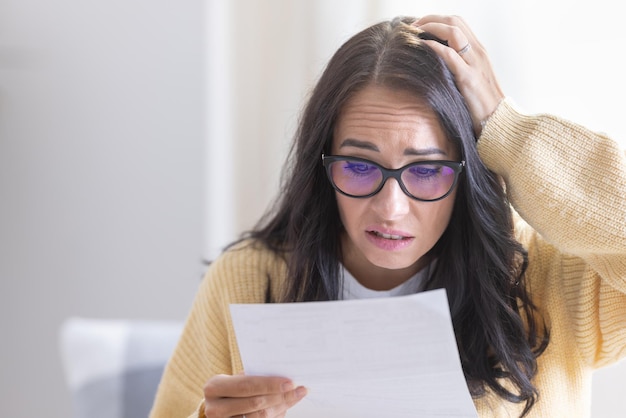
[338,138,379,151]
[403,147,448,157]
[339,139,448,156]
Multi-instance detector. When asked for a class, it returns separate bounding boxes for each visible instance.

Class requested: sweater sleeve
[148,258,234,418]
[477,99,626,367]
[149,242,277,418]
[478,99,626,286]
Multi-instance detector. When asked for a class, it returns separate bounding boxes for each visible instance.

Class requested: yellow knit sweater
[150,99,626,418]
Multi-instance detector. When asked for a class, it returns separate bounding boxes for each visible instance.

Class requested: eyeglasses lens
[401,164,456,200]
[329,160,382,196]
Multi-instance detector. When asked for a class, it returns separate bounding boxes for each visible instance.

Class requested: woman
[150,15,626,418]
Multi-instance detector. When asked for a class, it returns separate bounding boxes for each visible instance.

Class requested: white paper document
[230,288,478,417]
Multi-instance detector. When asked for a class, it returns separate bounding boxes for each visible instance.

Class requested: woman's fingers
[204,374,293,398]
[203,374,307,418]
[416,15,484,52]
[206,388,307,418]
[413,15,504,135]
[240,386,308,418]
[417,17,474,56]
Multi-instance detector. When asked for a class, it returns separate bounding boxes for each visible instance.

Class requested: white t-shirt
[340,262,432,300]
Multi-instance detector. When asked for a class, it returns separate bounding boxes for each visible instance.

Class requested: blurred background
[0,0,624,417]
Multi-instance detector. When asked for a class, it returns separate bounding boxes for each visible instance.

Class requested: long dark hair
[243,17,549,417]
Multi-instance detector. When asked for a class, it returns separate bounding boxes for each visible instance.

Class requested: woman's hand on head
[203,373,307,418]
[414,15,505,136]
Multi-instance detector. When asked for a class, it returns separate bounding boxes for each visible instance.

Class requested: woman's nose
[370,178,411,220]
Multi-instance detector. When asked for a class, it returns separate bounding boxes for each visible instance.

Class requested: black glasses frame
[321,154,465,202]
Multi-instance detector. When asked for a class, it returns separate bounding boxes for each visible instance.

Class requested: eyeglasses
[322,154,465,202]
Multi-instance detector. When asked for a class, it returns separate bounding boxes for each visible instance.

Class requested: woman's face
[331,84,459,290]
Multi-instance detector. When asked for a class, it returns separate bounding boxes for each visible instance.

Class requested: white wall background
[0,0,624,417]
[0,1,205,417]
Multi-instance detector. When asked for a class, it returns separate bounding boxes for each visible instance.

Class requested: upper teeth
[376,232,403,240]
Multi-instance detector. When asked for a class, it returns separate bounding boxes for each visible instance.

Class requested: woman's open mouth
[366,229,414,250]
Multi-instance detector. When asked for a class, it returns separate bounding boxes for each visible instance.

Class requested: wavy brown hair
[241,16,549,417]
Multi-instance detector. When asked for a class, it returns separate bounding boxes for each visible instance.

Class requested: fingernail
[295,386,308,398]
[281,381,295,392]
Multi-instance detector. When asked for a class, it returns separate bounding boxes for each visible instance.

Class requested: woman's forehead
[333,85,450,153]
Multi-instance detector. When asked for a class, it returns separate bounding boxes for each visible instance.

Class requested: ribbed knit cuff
[476,97,535,178]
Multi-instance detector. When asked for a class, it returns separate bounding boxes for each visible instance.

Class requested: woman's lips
[366,228,414,250]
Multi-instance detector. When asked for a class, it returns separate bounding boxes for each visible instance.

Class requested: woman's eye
[409,165,441,177]
[345,162,376,174]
